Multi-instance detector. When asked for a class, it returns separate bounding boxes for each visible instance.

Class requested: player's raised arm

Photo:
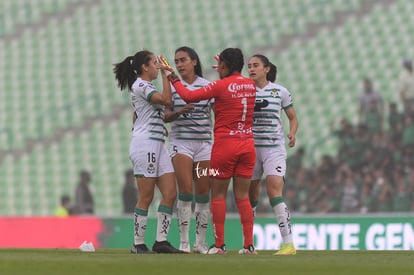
[148,68,173,106]
[159,54,217,103]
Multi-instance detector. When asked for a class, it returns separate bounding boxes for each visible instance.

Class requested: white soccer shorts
[252,146,287,180]
[129,138,174,177]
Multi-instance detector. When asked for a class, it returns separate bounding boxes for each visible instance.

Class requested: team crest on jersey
[271,89,280,97]
[147,163,155,174]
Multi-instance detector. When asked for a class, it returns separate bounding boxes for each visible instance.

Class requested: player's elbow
[163,114,173,123]
[153,96,172,107]
[164,98,173,107]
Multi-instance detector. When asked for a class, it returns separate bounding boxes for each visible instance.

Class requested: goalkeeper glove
[158,55,179,84]
[211,53,219,70]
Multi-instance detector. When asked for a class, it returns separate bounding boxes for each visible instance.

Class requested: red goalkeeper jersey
[172,73,256,140]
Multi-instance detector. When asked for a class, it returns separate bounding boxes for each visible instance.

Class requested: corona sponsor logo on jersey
[227,83,255,93]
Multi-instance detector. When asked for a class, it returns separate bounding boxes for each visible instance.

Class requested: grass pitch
[1,249,414,275]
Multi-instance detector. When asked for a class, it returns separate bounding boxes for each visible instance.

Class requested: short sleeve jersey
[130,77,166,143]
[170,77,213,141]
[172,73,256,140]
[252,82,293,147]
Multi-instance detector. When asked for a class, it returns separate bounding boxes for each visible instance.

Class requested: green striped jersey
[170,77,213,141]
[130,77,166,143]
[253,82,293,147]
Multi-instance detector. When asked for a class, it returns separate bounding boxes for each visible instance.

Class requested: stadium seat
[4,0,414,216]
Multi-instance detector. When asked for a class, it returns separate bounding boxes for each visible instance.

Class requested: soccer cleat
[207,244,227,254]
[274,243,296,255]
[152,241,185,254]
[179,242,191,253]
[238,244,257,255]
[193,243,209,254]
[130,244,156,254]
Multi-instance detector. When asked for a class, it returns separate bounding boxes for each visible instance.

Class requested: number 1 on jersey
[241,97,247,121]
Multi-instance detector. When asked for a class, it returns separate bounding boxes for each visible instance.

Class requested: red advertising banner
[0,217,104,248]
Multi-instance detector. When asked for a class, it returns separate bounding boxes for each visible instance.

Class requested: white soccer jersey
[169,77,213,141]
[130,78,166,143]
[253,82,293,147]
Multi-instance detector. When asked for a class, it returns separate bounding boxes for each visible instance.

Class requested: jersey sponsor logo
[229,122,252,135]
[147,163,155,174]
[253,117,272,124]
[254,99,269,111]
[182,111,205,119]
[227,83,255,93]
[271,89,280,97]
[231,91,256,98]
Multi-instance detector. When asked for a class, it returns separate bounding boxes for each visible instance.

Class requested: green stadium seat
[5,0,414,216]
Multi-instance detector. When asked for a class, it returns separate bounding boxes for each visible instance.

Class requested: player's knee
[162,190,177,204]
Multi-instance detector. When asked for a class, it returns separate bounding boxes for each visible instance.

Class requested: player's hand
[158,55,179,83]
[287,133,296,147]
[158,55,174,75]
[211,53,219,70]
[179,104,195,114]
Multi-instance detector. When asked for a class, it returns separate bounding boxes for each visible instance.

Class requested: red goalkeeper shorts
[210,138,256,179]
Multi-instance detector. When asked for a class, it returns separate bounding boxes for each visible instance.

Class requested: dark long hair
[219,48,244,77]
[175,46,203,77]
[251,54,277,82]
[113,50,153,91]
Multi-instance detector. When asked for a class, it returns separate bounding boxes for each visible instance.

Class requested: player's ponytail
[113,56,135,91]
[251,54,277,82]
[113,50,154,91]
[267,63,277,82]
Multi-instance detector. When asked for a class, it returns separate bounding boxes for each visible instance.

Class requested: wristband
[167,73,180,84]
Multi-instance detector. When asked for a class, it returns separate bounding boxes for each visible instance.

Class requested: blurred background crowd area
[0,0,413,216]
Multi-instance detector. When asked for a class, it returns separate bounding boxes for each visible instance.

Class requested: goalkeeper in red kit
[160,48,257,254]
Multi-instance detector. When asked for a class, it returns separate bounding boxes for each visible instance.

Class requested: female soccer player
[164,46,213,254]
[113,50,182,254]
[247,54,299,255]
[160,48,257,254]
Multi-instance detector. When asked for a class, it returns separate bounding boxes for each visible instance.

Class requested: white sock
[273,202,293,244]
[194,202,209,246]
[156,210,172,242]
[252,206,257,218]
[134,211,147,245]
[177,199,192,244]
